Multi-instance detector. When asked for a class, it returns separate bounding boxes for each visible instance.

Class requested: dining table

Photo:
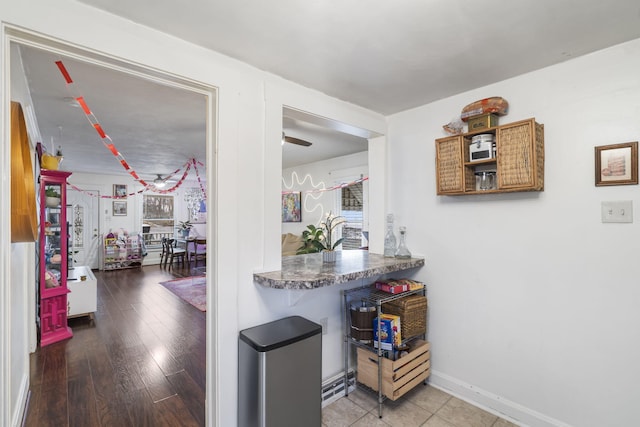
[178,237,207,264]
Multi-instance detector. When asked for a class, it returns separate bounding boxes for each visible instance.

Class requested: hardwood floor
[24,263,206,427]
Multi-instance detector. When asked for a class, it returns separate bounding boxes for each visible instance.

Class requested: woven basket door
[496,119,544,190]
[436,136,464,194]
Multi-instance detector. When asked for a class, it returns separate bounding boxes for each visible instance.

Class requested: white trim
[1,21,13,427]
[205,68,218,427]
[11,374,29,427]
[429,370,573,427]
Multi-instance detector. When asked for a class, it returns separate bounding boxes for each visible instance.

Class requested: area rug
[159,276,207,312]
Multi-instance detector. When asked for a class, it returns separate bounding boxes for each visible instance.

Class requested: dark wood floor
[24,263,206,427]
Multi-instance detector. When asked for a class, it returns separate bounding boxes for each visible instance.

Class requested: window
[340,182,365,250]
[142,195,175,248]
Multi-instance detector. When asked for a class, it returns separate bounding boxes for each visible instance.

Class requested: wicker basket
[382,295,427,339]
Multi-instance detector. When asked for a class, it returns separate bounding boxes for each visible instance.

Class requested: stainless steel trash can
[238,315,322,427]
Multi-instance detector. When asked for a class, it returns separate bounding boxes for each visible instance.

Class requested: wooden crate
[356,340,430,401]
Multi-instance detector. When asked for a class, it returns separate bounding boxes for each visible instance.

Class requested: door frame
[1,25,218,426]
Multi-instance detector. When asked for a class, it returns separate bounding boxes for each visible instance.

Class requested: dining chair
[188,238,207,264]
[160,237,169,265]
[165,238,186,267]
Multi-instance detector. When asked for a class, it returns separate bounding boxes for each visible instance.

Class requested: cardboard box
[375,279,424,294]
[467,113,499,131]
[373,314,401,350]
[375,280,410,294]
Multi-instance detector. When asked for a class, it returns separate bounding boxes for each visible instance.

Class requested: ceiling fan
[282,132,312,147]
[152,173,177,188]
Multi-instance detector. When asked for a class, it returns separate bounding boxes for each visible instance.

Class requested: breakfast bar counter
[253,250,424,290]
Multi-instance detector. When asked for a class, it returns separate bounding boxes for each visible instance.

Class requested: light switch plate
[601,200,633,223]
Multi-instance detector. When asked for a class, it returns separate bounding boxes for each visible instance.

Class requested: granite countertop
[253,250,425,290]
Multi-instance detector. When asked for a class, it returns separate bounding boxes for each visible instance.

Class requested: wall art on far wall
[282,191,301,222]
[595,141,638,186]
[113,184,127,197]
[113,200,127,216]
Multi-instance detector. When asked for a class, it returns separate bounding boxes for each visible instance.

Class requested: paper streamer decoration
[55,60,199,192]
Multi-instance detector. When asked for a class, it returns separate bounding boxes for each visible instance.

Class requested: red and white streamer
[54,60,203,194]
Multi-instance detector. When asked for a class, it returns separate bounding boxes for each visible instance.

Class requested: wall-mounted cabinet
[435,118,544,195]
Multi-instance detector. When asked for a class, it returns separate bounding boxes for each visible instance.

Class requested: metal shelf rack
[342,282,427,418]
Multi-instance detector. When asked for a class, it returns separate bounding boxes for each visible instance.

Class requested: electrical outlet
[319,317,328,335]
[601,200,633,223]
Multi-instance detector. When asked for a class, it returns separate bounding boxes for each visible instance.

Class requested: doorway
[5,27,217,423]
[67,188,100,269]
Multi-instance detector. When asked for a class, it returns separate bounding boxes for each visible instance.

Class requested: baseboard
[321,370,355,408]
[12,373,29,427]
[429,370,572,427]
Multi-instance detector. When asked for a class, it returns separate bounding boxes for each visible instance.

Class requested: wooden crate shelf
[356,339,431,401]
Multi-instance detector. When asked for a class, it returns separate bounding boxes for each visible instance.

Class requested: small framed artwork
[595,141,638,186]
[113,184,127,198]
[282,192,301,222]
[113,200,127,216]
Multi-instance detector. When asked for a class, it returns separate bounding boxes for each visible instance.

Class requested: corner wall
[387,38,640,427]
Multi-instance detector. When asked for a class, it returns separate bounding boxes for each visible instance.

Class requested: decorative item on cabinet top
[435,117,544,195]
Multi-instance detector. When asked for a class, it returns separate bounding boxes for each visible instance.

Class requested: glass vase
[383,213,397,257]
[395,226,412,259]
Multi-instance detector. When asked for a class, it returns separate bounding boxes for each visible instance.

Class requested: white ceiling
[12,1,640,179]
[78,0,640,114]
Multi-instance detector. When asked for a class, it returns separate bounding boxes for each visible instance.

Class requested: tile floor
[322,385,519,427]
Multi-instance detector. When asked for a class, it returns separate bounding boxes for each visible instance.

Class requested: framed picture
[113,200,127,216]
[113,184,127,198]
[282,192,301,222]
[595,141,638,186]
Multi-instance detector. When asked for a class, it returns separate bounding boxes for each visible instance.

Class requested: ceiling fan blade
[284,135,312,147]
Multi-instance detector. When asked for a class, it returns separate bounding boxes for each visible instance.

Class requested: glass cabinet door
[43,184,64,289]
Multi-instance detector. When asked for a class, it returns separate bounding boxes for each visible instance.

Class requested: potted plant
[297,212,345,262]
[177,220,193,238]
[45,187,61,208]
[296,225,325,254]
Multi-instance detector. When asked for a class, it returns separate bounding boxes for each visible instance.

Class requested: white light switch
[601,200,633,223]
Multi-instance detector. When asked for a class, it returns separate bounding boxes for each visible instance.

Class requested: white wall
[0,2,387,426]
[388,39,640,427]
[8,245,31,427]
[282,151,368,237]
